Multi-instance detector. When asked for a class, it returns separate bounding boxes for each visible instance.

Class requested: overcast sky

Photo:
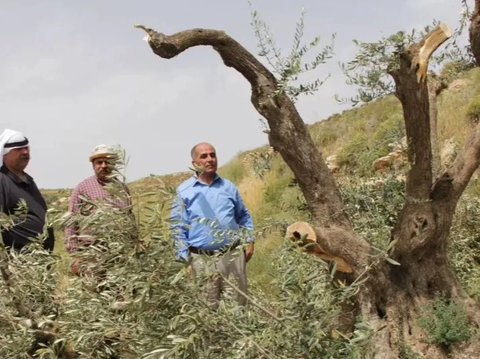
[0,0,467,188]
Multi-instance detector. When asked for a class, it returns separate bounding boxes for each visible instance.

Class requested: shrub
[417,295,471,348]
[449,194,480,300]
[466,94,480,123]
[341,177,405,249]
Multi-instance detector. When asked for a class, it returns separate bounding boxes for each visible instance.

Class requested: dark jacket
[0,166,55,251]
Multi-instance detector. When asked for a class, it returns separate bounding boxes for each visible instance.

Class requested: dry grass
[438,71,480,146]
[238,177,265,216]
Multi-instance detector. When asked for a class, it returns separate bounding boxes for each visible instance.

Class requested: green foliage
[466,94,480,123]
[338,27,425,105]
[2,151,372,358]
[417,295,471,347]
[434,0,475,68]
[339,16,474,107]
[398,342,422,359]
[341,318,377,359]
[449,194,480,300]
[259,172,309,224]
[341,178,405,250]
[249,3,335,102]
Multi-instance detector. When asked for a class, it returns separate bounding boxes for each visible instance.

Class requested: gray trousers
[191,248,248,310]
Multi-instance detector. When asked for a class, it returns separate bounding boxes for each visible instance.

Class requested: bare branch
[134,25,277,89]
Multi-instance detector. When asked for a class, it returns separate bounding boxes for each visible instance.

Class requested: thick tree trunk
[135,17,480,358]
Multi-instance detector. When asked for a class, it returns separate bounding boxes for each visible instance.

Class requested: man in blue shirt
[171,142,254,309]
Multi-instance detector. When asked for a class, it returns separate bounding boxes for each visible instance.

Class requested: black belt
[189,241,240,256]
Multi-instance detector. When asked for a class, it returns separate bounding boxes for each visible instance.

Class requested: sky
[0,0,468,189]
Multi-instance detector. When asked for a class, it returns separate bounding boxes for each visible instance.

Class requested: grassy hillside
[43,66,480,297]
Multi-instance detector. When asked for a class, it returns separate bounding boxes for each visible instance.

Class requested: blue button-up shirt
[170,175,254,260]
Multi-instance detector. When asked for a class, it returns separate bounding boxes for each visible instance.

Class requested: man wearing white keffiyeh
[0,129,55,251]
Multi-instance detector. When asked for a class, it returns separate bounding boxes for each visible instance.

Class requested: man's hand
[245,242,254,262]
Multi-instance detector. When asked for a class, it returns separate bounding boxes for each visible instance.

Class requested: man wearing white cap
[64,144,132,255]
[0,129,55,251]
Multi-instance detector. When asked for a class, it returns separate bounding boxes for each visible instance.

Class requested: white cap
[89,144,116,162]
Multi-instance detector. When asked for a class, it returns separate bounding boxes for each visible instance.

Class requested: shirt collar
[193,173,221,186]
[1,165,32,185]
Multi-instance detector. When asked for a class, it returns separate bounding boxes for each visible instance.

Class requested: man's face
[3,146,30,172]
[92,157,112,181]
[192,144,218,175]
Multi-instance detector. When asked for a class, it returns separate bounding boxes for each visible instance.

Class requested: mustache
[20,155,30,160]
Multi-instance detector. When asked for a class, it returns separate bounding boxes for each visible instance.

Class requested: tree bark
[470,0,480,66]
[389,24,451,259]
[428,73,448,174]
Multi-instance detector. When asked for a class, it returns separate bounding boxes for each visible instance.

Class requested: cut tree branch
[134,24,351,231]
[285,221,354,273]
[285,221,369,275]
[416,23,452,83]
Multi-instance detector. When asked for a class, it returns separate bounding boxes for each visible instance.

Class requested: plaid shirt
[64,175,131,253]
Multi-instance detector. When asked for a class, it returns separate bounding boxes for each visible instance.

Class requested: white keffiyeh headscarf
[0,129,29,165]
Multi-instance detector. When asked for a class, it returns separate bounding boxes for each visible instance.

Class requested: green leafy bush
[449,194,480,300]
[341,177,405,249]
[466,94,480,123]
[418,295,471,348]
